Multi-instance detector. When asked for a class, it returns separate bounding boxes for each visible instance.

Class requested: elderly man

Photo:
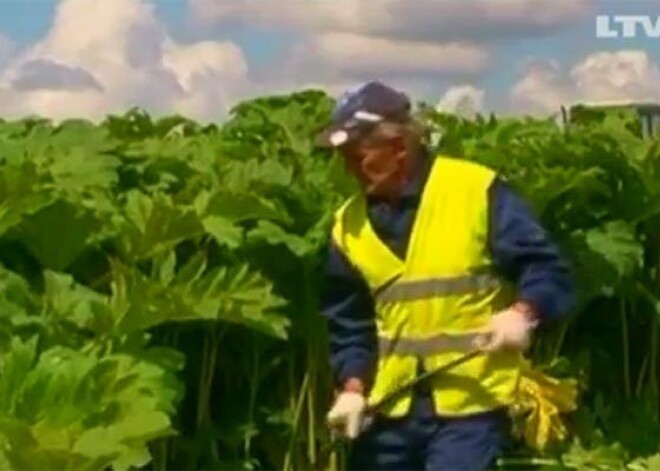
[317,81,574,470]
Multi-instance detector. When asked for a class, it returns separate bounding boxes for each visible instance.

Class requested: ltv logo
[596,15,660,38]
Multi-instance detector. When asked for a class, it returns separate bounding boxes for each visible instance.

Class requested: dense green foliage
[0,90,659,470]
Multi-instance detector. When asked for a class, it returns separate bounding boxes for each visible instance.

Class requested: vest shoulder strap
[431,156,496,191]
[331,194,404,290]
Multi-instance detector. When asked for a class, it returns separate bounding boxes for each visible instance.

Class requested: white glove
[479,305,538,352]
[327,391,367,439]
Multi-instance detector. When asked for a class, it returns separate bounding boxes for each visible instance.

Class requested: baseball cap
[316,81,411,148]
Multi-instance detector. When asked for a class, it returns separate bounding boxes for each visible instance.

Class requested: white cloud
[0,0,250,121]
[190,0,593,42]
[436,85,486,117]
[205,0,591,113]
[250,30,489,107]
[285,33,489,80]
[3,0,656,124]
[511,50,660,114]
[571,50,660,103]
[510,59,573,113]
[163,39,248,118]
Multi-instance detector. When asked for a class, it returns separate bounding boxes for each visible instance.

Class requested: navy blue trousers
[347,391,510,470]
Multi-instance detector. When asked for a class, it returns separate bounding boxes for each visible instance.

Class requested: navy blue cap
[317,81,411,147]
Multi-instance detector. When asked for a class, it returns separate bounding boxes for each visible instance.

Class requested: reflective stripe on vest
[378,332,485,356]
[375,273,500,303]
[375,272,499,357]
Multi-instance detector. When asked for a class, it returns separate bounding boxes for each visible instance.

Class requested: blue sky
[0,0,658,121]
[0,1,57,44]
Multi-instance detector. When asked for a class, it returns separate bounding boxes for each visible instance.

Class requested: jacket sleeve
[319,241,378,389]
[488,178,575,322]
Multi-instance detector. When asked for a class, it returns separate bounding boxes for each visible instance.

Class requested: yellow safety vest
[331,155,522,417]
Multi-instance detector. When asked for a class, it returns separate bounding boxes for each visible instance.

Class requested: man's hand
[327,380,367,439]
[479,302,539,352]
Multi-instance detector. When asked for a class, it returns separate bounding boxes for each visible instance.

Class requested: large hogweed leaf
[546,216,644,307]
[568,220,644,301]
[15,199,104,271]
[0,265,46,350]
[46,145,120,196]
[560,433,628,470]
[584,221,643,280]
[114,190,205,262]
[0,160,55,236]
[194,188,292,249]
[42,271,114,339]
[627,454,660,470]
[13,249,289,343]
[246,221,313,258]
[108,252,289,339]
[195,188,291,225]
[216,158,293,196]
[118,133,204,196]
[0,336,183,471]
[1,118,120,197]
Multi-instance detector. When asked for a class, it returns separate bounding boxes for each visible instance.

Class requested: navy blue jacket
[320,153,574,389]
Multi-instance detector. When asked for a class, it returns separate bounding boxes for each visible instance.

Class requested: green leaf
[42,270,113,336]
[0,336,39,414]
[220,158,293,190]
[627,453,660,470]
[561,436,628,470]
[0,339,182,471]
[48,147,120,193]
[152,249,176,285]
[195,188,291,225]
[110,445,151,471]
[0,161,55,236]
[108,257,289,338]
[16,199,102,271]
[247,220,312,257]
[584,221,643,280]
[202,215,244,249]
[117,190,205,261]
[0,265,42,334]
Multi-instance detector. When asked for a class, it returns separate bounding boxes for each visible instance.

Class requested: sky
[0,0,659,122]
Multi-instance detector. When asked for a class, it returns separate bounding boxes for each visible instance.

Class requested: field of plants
[0,89,660,470]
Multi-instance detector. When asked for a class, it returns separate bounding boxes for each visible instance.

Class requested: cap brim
[315,126,354,148]
[315,120,377,148]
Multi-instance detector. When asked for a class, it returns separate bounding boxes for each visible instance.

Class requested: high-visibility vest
[330,155,522,417]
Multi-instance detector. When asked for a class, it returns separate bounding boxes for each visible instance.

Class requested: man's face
[339,134,413,199]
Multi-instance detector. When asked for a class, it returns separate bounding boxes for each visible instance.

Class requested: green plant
[0,93,657,470]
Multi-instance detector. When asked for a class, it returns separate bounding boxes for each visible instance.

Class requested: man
[317,81,574,470]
